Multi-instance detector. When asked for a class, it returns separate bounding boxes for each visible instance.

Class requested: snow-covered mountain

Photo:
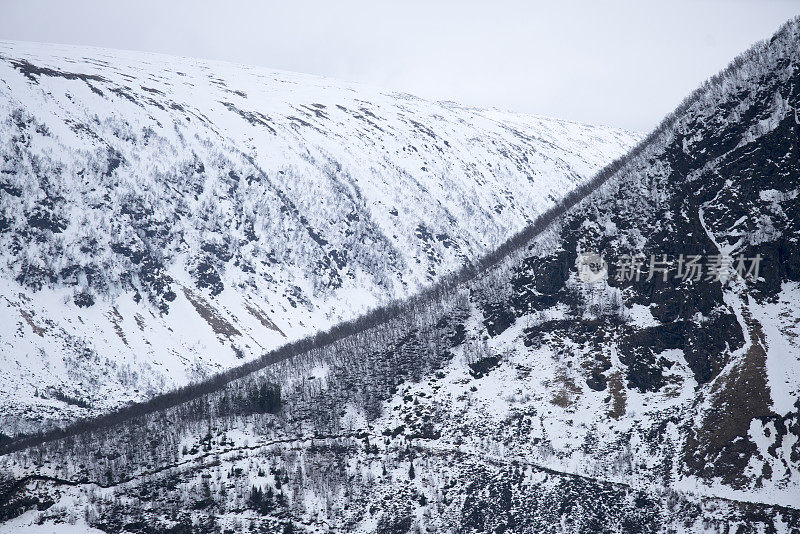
[0,41,638,431]
[4,15,799,532]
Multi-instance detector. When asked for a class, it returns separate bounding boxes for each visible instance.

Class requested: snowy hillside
[0,41,638,431]
[1,16,798,534]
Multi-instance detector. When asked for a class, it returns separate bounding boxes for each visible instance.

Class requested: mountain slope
[3,17,800,533]
[0,41,638,431]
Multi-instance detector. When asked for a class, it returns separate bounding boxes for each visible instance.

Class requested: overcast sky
[1,0,797,131]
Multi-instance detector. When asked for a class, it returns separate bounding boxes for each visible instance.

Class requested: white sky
[0,0,797,131]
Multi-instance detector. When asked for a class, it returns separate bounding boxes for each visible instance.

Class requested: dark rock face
[482,250,572,336]
[468,355,501,378]
[458,465,800,533]
[530,251,572,296]
[479,18,800,494]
